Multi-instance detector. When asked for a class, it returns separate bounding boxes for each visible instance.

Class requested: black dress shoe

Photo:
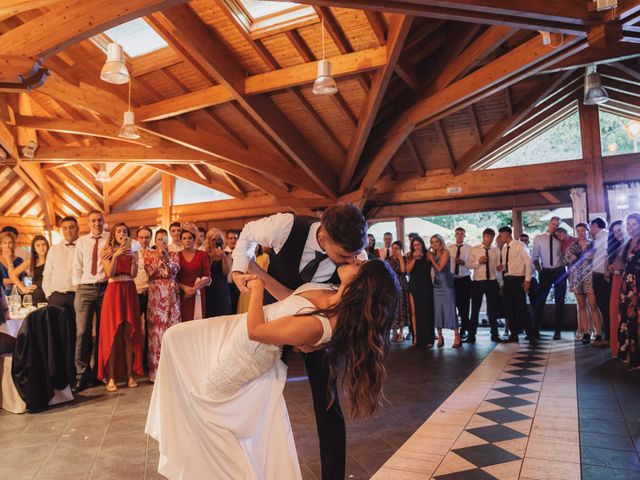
[462,336,476,344]
[491,336,502,343]
[553,332,561,340]
[72,379,86,393]
[504,336,519,343]
[459,332,468,341]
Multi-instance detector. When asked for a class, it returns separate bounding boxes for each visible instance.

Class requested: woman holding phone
[98,223,144,392]
[205,228,232,317]
[144,229,181,382]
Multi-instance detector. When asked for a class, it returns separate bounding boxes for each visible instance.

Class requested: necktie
[300,251,328,283]
[455,245,461,275]
[504,245,510,274]
[386,249,390,259]
[91,236,99,276]
[485,247,490,280]
[549,234,554,267]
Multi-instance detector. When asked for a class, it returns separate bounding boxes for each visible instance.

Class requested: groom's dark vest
[264,216,340,304]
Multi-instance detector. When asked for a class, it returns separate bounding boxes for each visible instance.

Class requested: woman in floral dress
[144,229,181,382]
[618,212,640,368]
[387,240,410,342]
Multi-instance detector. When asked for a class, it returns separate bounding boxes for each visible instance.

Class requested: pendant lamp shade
[100,43,129,84]
[583,65,608,105]
[118,111,140,139]
[312,60,337,96]
[95,165,110,183]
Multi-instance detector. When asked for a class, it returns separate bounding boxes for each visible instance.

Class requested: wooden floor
[0,330,638,480]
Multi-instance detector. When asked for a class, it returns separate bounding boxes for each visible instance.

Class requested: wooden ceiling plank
[278,0,589,34]
[434,120,456,171]
[467,105,482,145]
[454,70,576,174]
[135,46,386,121]
[358,33,587,191]
[365,11,388,46]
[0,0,187,58]
[340,15,413,192]
[0,184,30,216]
[151,4,339,198]
[130,48,182,77]
[405,135,426,176]
[18,193,41,217]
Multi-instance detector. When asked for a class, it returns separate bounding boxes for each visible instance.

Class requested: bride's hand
[247,277,264,291]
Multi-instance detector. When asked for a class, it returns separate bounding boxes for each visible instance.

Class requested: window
[484,107,583,170]
[405,211,513,249]
[521,208,574,238]
[224,0,316,37]
[119,181,162,211]
[173,178,232,206]
[368,221,398,249]
[102,18,168,57]
[606,182,640,222]
[600,109,640,156]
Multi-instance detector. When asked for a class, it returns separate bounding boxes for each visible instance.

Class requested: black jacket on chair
[11,306,76,411]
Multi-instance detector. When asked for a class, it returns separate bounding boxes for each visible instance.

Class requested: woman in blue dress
[427,234,461,348]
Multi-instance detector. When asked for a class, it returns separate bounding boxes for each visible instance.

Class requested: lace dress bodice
[203,283,334,400]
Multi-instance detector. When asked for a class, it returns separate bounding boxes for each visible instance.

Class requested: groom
[232,204,368,480]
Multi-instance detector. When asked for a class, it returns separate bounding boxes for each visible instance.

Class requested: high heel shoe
[437,337,444,348]
[582,333,591,345]
[106,379,117,392]
[452,335,461,349]
[127,377,138,388]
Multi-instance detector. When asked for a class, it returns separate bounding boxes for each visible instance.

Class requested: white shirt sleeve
[42,247,54,298]
[231,213,295,274]
[531,235,541,265]
[523,243,532,282]
[71,237,83,287]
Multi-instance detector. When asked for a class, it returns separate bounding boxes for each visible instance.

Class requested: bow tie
[65,243,75,246]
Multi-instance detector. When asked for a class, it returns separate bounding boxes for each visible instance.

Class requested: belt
[108,275,133,283]
[54,291,75,295]
[80,281,107,287]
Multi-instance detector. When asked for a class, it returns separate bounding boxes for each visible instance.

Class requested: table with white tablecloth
[0,307,73,413]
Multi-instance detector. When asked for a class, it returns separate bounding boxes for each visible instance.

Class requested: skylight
[239,0,299,20]
[104,18,168,58]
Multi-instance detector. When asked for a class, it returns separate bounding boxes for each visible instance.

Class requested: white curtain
[570,187,587,225]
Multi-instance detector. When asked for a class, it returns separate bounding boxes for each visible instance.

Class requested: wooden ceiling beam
[49,168,103,211]
[455,70,576,174]
[542,43,640,72]
[134,46,386,121]
[0,0,186,58]
[358,34,587,191]
[18,193,41,217]
[405,134,426,176]
[275,0,590,34]
[130,48,182,77]
[0,1,66,16]
[150,164,239,199]
[365,11,388,45]
[150,4,339,198]
[340,15,413,192]
[434,120,456,171]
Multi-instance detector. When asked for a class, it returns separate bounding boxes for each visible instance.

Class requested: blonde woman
[428,234,460,348]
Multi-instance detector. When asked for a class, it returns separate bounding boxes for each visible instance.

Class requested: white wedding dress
[145,283,335,480]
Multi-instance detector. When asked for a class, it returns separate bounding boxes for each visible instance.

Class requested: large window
[606,182,640,222]
[102,18,168,57]
[367,221,397,249]
[600,109,640,156]
[223,0,316,37]
[173,178,232,206]
[403,211,513,248]
[521,207,574,238]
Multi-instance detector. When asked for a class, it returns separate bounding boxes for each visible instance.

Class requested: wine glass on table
[22,294,33,310]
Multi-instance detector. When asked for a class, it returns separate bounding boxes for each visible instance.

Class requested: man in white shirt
[42,216,79,320]
[377,232,393,259]
[231,205,368,480]
[466,228,502,343]
[136,227,151,373]
[497,226,534,344]
[531,217,567,340]
[168,221,183,253]
[449,227,472,338]
[590,217,611,340]
[72,210,110,392]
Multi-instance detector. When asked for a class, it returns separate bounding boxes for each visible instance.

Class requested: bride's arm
[246,279,324,345]
[247,260,292,301]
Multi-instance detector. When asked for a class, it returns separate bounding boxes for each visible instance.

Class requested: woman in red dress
[98,223,143,392]
[176,222,211,321]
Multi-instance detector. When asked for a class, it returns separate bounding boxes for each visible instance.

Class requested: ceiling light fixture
[118,79,140,139]
[95,164,111,183]
[583,64,609,105]
[313,19,337,96]
[100,43,129,84]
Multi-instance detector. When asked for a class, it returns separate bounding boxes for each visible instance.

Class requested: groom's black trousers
[283,346,346,480]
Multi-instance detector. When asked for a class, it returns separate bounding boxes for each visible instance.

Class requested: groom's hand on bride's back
[294,343,326,353]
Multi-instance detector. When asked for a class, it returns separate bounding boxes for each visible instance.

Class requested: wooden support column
[579,103,606,216]
[512,209,522,238]
[161,174,174,228]
[395,216,405,248]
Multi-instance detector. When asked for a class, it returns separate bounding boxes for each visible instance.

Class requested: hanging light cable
[313,18,337,96]
[119,79,140,139]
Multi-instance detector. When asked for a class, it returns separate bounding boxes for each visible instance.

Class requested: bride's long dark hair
[307,260,401,419]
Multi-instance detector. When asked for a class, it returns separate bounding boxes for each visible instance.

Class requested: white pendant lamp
[95,164,111,183]
[100,43,129,85]
[583,64,608,105]
[313,19,337,96]
[118,79,140,140]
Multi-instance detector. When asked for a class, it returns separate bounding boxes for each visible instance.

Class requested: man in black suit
[232,205,368,480]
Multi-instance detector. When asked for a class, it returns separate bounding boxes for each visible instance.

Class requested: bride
[145,259,400,479]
